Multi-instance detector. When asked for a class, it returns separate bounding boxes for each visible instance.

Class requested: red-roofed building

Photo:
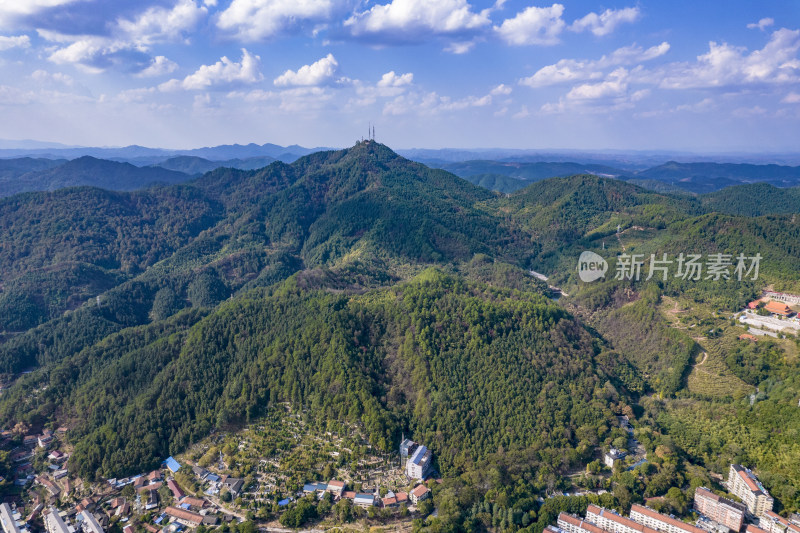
[181,497,207,509]
[396,492,409,503]
[381,496,398,508]
[760,512,800,533]
[140,481,162,493]
[109,498,125,509]
[410,485,430,504]
[739,334,758,342]
[694,487,745,532]
[343,491,356,500]
[558,512,614,533]
[630,504,706,533]
[728,464,774,516]
[748,526,771,533]
[327,480,346,495]
[165,506,203,526]
[586,505,660,533]
[167,479,185,500]
[748,301,761,310]
[765,301,793,316]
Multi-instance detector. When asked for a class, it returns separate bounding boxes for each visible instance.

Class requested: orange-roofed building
[765,301,793,316]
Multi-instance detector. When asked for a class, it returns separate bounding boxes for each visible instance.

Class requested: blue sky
[0,0,798,151]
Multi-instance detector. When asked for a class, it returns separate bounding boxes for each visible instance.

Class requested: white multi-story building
[79,511,104,533]
[586,505,658,533]
[629,504,706,533]
[728,465,774,517]
[694,487,746,532]
[760,512,800,533]
[0,504,20,533]
[558,513,614,533]
[405,444,433,479]
[43,509,70,533]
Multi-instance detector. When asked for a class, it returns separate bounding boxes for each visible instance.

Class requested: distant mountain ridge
[0,156,190,197]
[0,141,327,164]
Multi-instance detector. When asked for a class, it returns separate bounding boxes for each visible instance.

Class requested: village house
[164,506,203,527]
[604,448,626,469]
[222,477,243,496]
[381,496,398,508]
[180,497,207,510]
[354,494,376,508]
[410,485,431,504]
[145,490,159,510]
[167,479,185,500]
[35,477,60,498]
[327,480,346,496]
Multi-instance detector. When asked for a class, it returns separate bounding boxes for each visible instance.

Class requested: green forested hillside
[0,271,620,482]
[701,183,800,215]
[0,142,800,530]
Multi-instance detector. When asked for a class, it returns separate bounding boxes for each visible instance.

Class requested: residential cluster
[299,479,430,509]
[2,448,253,533]
[549,464,798,533]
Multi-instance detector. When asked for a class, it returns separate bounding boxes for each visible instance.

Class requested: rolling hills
[0,142,799,525]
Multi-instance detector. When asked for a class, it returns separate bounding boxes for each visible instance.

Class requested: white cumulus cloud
[160,48,262,90]
[217,0,340,41]
[570,7,640,37]
[747,18,774,31]
[567,68,629,100]
[490,83,512,95]
[783,92,800,104]
[345,0,490,44]
[0,34,31,51]
[137,55,179,77]
[377,71,413,87]
[494,4,565,46]
[520,42,669,88]
[274,53,341,87]
[0,0,80,30]
[659,28,800,89]
[117,0,208,45]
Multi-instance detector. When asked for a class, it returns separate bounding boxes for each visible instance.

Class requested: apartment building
[0,504,20,533]
[586,505,659,533]
[630,504,706,533]
[694,487,746,532]
[728,465,774,516]
[43,509,69,533]
[558,513,614,533]
[759,512,800,533]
